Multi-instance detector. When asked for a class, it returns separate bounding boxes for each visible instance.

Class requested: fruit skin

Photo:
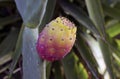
[36,17,77,61]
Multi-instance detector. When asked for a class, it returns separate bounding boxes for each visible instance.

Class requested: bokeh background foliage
[0,0,120,79]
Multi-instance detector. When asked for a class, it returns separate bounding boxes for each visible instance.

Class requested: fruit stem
[42,60,47,79]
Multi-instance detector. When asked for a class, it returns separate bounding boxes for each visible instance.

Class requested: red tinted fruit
[36,17,77,61]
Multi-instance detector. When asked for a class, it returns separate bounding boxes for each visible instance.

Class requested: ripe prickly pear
[36,17,77,61]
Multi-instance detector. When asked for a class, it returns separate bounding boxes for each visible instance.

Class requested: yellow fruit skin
[36,17,77,61]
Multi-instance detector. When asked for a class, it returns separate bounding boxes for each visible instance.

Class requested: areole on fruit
[36,16,77,61]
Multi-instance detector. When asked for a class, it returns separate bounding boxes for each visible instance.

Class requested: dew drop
[40,46,44,49]
[63,49,66,51]
[42,55,45,58]
[61,17,64,20]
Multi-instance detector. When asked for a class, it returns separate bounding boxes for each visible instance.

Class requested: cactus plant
[36,17,77,61]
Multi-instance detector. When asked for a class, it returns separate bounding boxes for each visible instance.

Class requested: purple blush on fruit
[36,17,77,61]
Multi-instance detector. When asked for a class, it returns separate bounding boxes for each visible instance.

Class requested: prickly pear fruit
[36,17,77,61]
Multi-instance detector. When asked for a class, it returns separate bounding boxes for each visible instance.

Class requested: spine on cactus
[36,16,77,61]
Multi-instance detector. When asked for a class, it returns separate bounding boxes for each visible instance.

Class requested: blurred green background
[0,0,120,79]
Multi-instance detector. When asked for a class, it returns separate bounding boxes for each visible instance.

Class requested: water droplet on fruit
[42,56,45,58]
[41,46,44,49]
[63,49,66,51]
